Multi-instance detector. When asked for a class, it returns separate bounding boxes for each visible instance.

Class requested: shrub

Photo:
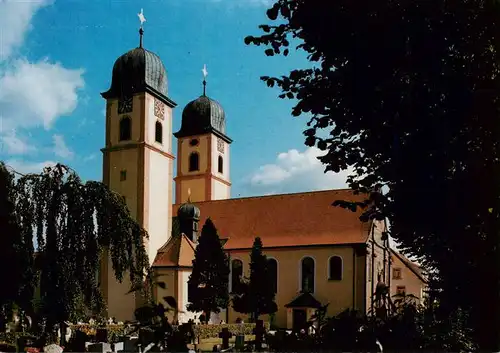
[69,324,131,342]
[192,322,270,340]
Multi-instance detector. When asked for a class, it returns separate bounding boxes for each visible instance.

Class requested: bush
[69,324,131,342]
[192,322,270,340]
[0,342,17,352]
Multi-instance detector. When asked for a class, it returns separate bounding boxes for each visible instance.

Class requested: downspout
[370,221,376,315]
[385,218,392,315]
[352,247,357,311]
[227,252,231,324]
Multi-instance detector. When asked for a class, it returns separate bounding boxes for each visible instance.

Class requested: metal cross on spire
[138,9,146,48]
[202,64,208,96]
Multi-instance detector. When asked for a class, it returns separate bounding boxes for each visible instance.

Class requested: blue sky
[0,0,349,197]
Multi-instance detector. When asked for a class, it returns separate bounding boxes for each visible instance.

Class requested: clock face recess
[190,139,199,147]
[118,96,133,114]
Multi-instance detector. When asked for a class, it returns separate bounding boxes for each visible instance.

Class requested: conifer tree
[187,218,229,323]
[232,237,277,322]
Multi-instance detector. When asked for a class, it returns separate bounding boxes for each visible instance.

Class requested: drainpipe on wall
[370,222,376,315]
[352,247,356,311]
[385,219,392,315]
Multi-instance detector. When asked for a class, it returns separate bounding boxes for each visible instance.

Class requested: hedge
[68,324,132,342]
[192,323,270,340]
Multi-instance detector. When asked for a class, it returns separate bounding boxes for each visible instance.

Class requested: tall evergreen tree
[245,0,500,349]
[0,162,36,330]
[232,237,277,322]
[187,218,229,323]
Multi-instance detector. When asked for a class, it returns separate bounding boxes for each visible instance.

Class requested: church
[99,20,426,330]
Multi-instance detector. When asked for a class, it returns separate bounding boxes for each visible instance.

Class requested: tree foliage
[187,218,229,323]
[245,0,500,349]
[0,162,36,329]
[232,237,277,321]
[2,163,149,334]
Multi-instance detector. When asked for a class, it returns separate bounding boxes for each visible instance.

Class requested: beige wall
[390,255,427,304]
[102,92,174,321]
[175,133,231,203]
[226,246,365,329]
[365,220,391,313]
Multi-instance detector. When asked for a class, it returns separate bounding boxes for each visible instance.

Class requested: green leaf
[266,4,279,20]
[265,49,274,56]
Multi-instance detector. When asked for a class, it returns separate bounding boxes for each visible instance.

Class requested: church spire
[202,64,208,96]
[137,8,146,48]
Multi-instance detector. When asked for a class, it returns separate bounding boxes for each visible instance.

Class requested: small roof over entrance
[285,292,322,309]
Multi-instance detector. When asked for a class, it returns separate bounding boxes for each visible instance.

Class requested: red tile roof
[153,233,195,267]
[391,249,427,283]
[172,189,369,250]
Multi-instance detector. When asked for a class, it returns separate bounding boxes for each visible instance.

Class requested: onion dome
[101,47,167,99]
[174,69,232,143]
[101,24,174,105]
[177,201,200,221]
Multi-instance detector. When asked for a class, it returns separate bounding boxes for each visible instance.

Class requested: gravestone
[218,327,233,350]
[68,330,88,352]
[235,334,245,351]
[113,341,124,352]
[96,328,108,343]
[253,320,265,351]
[88,342,112,353]
[43,344,63,353]
[117,336,138,353]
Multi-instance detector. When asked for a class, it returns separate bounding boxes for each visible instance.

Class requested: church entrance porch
[285,292,323,331]
[292,309,307,331]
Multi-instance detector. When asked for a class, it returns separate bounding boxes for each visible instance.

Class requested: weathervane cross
[202,64,208,96]
[138,8,146,27]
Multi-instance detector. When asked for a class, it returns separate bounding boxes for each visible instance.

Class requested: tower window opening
[119,116,132,141]
[155,121,163,144]
[218,155,223,174]
[189,152,200,172]
[120,170,127,181]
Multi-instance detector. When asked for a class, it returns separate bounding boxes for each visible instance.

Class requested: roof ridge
[173,188,355,206]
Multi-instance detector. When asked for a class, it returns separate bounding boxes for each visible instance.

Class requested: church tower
[174,68,232,204]
[100,15,177,320]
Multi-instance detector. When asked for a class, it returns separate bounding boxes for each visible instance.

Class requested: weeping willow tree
[5,163,149,334]
[0,162,36,330]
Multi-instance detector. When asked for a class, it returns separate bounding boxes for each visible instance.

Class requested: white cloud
[5,159,57,175]
[0,59,85,131]
[0,0,52,61]
[0,129,35,155]
[246,147,352,195]
[83,153,96,162]
[52,134,74,159]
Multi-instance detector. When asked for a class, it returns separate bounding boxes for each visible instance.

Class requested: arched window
[155,121,163,143]
[189,152,199,172]
[328,256,343,281]
[301,257,315,293]
[218,155,223,174]
[267,258,278,294]
[119,116,131,141]
[231,259,243,294]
